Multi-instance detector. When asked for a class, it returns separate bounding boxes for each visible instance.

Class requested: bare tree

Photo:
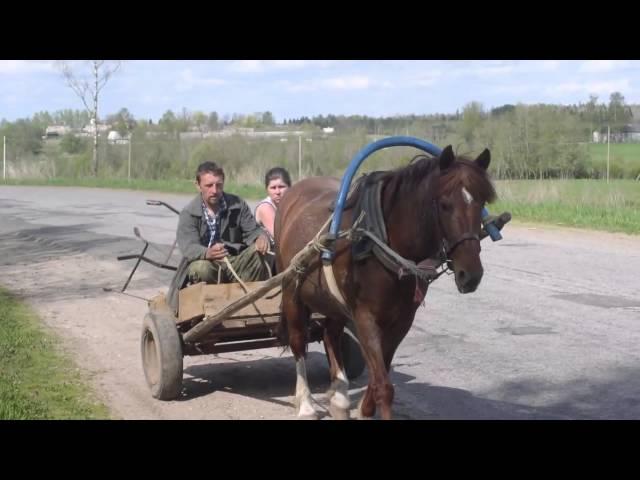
[56,60,122,176]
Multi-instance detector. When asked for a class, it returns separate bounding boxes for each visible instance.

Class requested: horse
[274,145,497,419]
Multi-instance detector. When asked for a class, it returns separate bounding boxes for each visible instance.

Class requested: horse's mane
[383,154,497,204]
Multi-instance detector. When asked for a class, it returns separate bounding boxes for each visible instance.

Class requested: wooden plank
[179,282,281,323]
[178,283,206,323]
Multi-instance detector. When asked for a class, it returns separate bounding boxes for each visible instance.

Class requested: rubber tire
[141,310,183,400]
[341,321,366,380]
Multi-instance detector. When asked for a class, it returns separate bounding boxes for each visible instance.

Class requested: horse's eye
[440,200,452,213]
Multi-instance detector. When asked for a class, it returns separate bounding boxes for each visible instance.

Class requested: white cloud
[444,60,563,81]
[531,60,562,71]
[406,70,443,87]
[227,60,335,73]
[579,60,630,73]
[545,78,632,96]
[0,60,55,74]
[176,69,226,91]
[488,83,538,96]
[322,75,370,89]
[284,75,376,92]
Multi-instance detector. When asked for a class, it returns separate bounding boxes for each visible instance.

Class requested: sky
[1,60,639,124]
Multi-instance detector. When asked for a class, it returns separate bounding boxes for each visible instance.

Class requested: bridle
[432,197,481,263]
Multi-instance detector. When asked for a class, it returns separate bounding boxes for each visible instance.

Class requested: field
[493,179,640,234]
[588,143,640,179]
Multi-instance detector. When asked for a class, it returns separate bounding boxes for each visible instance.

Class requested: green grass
[5,176,640,235]
[0,287,111,419]
[3,177,265,200]
[493,179,640,235]
[588,143,640,178]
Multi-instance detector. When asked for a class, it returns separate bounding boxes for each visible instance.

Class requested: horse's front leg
[354,307,395,420]
[282,292,319,419]
[323,319,351,420]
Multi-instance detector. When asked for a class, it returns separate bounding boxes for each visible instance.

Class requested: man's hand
[205,242,228,261]
[254,233,270,255]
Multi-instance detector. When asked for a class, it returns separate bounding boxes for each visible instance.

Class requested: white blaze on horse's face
[461,187,474,205]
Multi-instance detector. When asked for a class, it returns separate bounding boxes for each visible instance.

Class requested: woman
[254,166,292,241]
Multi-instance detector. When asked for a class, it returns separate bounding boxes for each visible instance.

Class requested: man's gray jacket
[167,193,263,313]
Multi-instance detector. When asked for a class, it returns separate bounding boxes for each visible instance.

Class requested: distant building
[594,124,640,143]
[107,130,130,144]
[43,125,72,139]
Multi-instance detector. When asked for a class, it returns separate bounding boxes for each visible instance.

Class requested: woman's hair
[265,167,292,188]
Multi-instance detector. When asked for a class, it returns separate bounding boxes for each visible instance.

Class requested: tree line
[1,92,639,182]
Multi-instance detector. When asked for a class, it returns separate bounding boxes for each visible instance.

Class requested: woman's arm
[255,203,277,237]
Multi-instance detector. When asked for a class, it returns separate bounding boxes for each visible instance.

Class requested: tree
[192,111,208,133]
[56,60,122,175]
[159,110,178,135]
[460,101,485,149]
[262,111,275,126]
[207,111,219,131]
[608,92,631,127]
[106,108,136,137]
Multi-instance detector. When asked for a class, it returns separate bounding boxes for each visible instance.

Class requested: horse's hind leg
[282,291,318,419]
[323,319,350,420]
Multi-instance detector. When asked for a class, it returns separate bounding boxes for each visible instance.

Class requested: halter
[432,197,481,261]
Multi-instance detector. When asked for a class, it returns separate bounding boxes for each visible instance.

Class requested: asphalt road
[1,185,640,419]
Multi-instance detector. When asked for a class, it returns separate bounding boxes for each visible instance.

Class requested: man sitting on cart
[167,161,271,314]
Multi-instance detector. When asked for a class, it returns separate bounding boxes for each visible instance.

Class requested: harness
[321,173,481,307]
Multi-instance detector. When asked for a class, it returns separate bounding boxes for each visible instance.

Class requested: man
[167,161,271,314]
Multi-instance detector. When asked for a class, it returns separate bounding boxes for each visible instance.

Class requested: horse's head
[435,145,496,294]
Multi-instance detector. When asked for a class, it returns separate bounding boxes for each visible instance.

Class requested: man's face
[197,172,225,209]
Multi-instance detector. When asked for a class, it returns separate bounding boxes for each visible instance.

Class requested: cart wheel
[341,321,365,380]
[141,310,183,400]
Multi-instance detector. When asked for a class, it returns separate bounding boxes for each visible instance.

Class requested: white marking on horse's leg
[295,357,318,419]
[328,368,350,419]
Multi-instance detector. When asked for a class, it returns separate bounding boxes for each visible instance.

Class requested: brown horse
[274,145,497,419]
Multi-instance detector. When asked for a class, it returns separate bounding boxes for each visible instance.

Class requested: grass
[493,179,640,235]
[588,143,640,178]
[4,176,640,235]
[3,177,265,200]
[0,287,111,419]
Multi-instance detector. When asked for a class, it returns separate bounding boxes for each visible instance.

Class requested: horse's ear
[439,145,454,170]
[475,148,491,170]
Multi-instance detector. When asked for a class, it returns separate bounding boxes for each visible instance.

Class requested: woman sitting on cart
[254,166,292,245]
[167,161,271,314]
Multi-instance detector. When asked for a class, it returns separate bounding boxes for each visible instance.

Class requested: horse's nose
[456,268,483,293]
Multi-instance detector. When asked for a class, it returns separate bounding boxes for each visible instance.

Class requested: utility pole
[607,124,610,184]
[128,132,132,183]
[3,136,5,181]
[298,134,302,181]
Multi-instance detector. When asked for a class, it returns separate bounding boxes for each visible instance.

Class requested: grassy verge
[4,177,640,235]
[0,287,110,419]
[3,177,265,200]
[493,179,640,235]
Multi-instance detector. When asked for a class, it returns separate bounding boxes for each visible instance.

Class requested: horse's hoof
[329,403,350,420]
[297,412,319,420]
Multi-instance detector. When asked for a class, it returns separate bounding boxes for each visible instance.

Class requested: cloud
[579,60,630,73]
[284,75,374,92]
[323,75,370,89]
[545,79,632,96]
[227,60,335,73]
[0,60,55,74]
[176,69,227,91]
